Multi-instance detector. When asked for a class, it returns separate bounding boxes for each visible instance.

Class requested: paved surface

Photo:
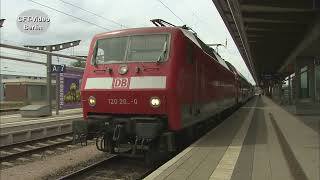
[145,96,320,180]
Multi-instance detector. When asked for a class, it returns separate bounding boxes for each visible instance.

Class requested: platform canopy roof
[212,0,320,84]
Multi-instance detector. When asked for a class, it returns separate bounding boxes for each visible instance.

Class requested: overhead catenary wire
[27,0,111,31]
[0,42,79,60]
[0,69,46,77]
[0,53,66,66]
[155,1,251,83]
[0,51,45,60]
[0,40,20,46]
[183,3,214,39]
[1,39,85,58]
[1,39,25,46]
[56,0,129,29]
[155,0,210,42]
[156,0,185,25]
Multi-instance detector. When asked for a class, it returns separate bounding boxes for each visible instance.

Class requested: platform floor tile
[145,96,319,180]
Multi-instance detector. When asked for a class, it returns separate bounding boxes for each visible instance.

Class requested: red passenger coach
[73,20,252,162]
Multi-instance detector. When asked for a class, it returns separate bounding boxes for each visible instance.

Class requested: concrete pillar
[294,60,301,103]
[309,60,316,102]
[288,76,292,104]
[46,46,52,116]
[278,83,283,104]
[316,59,320,103]
[0,74,4,101]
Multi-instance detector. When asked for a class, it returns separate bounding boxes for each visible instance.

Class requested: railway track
[55,107,238,180]
[0,133,73,163]
[0,108,20,112]
[57,155,156,180]
[0,108,20,115]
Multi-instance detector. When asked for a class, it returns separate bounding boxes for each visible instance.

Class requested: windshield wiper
[157,41,167,64]
[92,43,98,67]
[93,59,98,67]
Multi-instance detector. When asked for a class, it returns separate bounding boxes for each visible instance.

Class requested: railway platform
[145,96,320,180]
[0,108,82,125]
[0,108,83,147]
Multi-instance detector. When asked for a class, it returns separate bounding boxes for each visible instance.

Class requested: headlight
[119,65,128,75]
[88,96,96,106]
[150,97,161,108]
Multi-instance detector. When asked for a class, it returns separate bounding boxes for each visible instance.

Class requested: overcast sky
[0,0,255,84]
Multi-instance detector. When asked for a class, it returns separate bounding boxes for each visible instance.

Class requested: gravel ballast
[0,145,105,180]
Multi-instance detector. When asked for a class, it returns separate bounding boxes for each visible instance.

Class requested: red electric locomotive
[73,20,250,162]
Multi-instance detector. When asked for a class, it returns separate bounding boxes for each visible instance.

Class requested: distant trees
[71,60,86,68]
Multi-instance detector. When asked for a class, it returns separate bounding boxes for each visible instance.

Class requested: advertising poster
[59,67,83,110]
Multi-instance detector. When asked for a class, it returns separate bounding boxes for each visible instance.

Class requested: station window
[316,64,320,103]
[300,66,309,99]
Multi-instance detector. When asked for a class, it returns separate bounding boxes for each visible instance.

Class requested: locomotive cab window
[95,48,104,62]
[127,34,169,62]
[92,34,169,64]
[93,37,128,64]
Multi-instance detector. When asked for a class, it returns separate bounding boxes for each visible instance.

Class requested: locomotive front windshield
[92,34,169,64]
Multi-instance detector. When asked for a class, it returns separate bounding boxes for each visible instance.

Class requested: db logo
[113,78,130,88]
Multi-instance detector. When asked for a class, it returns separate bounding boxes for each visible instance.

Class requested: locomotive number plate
[112,78,130,89]
[107,98,138,105]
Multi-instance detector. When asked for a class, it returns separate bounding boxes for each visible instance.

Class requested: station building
[0,75,56,103]
[275,58,320,114]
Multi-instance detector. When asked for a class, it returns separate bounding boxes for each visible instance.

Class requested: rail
[0,133,73,162]
[56,155,156,180]
[57,155,118,180]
